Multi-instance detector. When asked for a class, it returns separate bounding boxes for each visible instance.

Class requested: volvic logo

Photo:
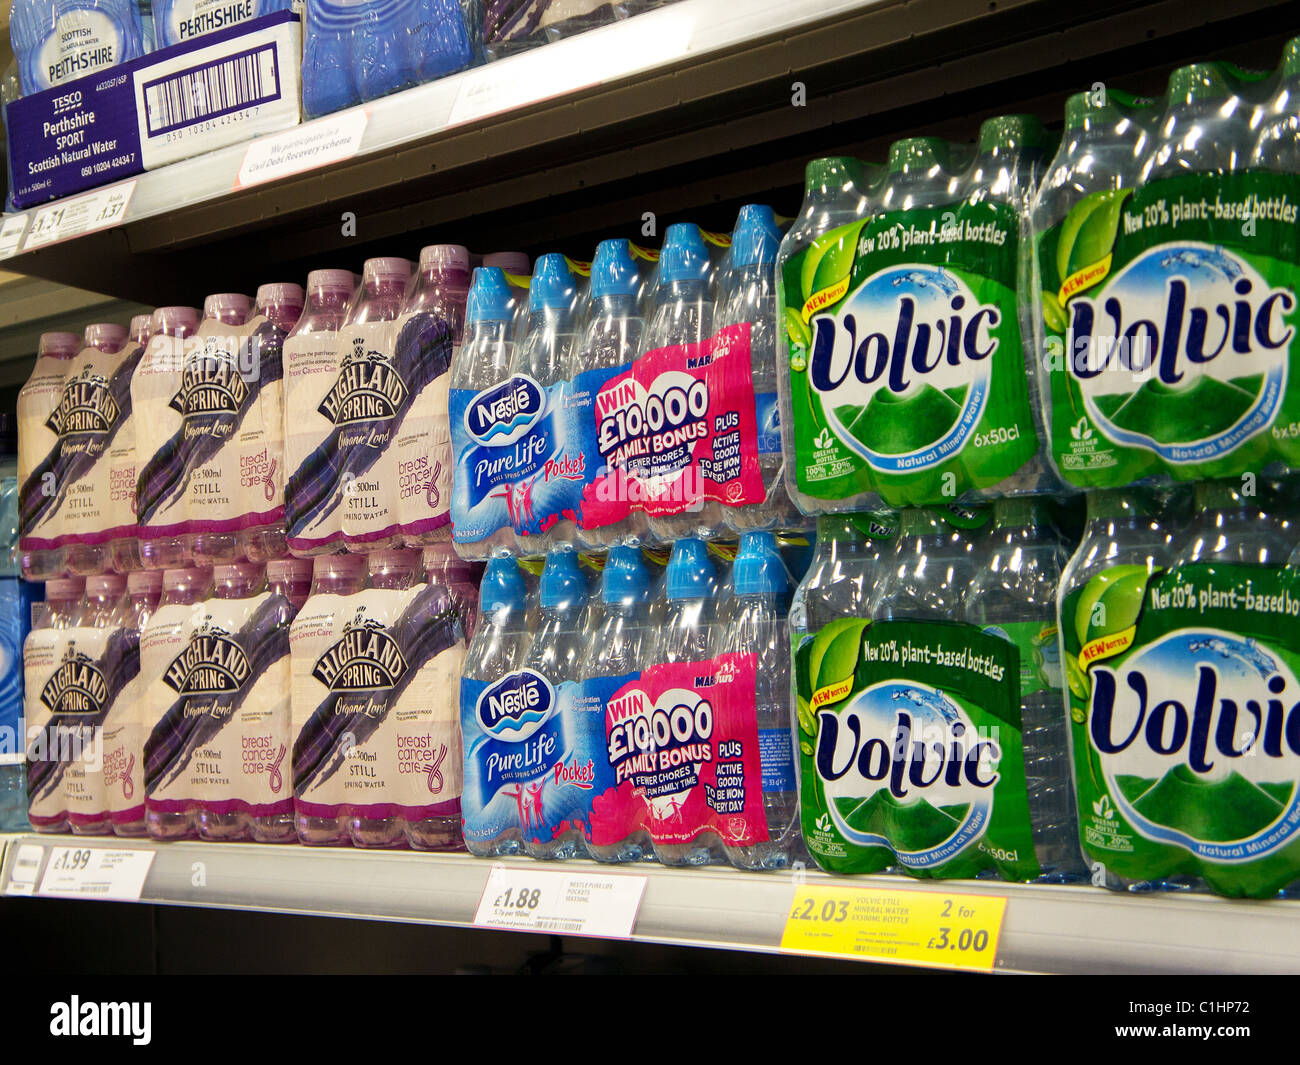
[808,266,999,471]
[1088,628,1300,860]
[814,682,999,868]
[40,645,109,715]
[45,366,119,436]
[1066,244,1294,462]
[465,374,545,446]
[312,609,407,691]
[318,339,409,425]
[162,622,250,695]
[476,669,553,740]
[169,340,250,417]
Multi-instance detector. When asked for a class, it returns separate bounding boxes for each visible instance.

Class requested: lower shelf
[2,832,1297,974]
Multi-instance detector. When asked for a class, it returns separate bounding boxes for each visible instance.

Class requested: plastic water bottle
[422,543,480,639]
[450,267,519,559]
[1254,37,1300,169]
[106,568,161,837]
[791,512,897,635]
[873,506,977,619]
[719,531,800,870]
[644,224,721,542]
[578,238,649,550]
[267,557,312,612]
[136,306,200,572]
[648,537,725,865]
[509,253,581,555]
[129,315,152,348]
[1174,478,1298,566]
[581,543,654,862]
[284,269,355,558]
[83,323,126,352]
[17,331,81,582]
[461,555,531,856]
[522,547,591,860]
[341,257,413,553]
[964,497,1082,882]
[718,205,799,532]
[10,0,149,96]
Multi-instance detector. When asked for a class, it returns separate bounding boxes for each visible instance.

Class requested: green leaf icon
[1073,566,1152,648]
[797,694,816,738]
[799,222,864,305]
[809,617,868,699]
[800,741,814,758]
[1058,188,1132,286]
[1064,650,1089,701]
[784,307,811,349]
[1041,289,1067,334]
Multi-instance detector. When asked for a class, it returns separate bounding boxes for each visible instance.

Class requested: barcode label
[142,45,280,137]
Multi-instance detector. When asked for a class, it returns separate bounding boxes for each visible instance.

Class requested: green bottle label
[1037,171,1300,486]
[997,619,1062,697]
[779,201,1037,506]
[793,618,1040,881]
[1061,562,1300,898]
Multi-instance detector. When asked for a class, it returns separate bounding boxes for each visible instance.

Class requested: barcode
[142,46,280,137]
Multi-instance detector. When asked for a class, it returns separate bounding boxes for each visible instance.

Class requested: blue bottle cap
[466,267,514,324]
[729,204,780,268]
[665,538,715,601]
[529,253,577,311]
[658,224,711,284]
[601,544,649,606]
[732,531,789,597]
[481,556,527,613]
[540,548,586,610]
[590,239,640,298]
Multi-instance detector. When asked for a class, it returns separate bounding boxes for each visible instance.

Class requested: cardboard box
[6,11,301,209]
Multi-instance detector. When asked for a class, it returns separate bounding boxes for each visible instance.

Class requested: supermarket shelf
[2,832,1298,974]
[2,0,1295,302]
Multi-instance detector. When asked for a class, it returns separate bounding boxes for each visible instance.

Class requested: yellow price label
[780,884,1007,972]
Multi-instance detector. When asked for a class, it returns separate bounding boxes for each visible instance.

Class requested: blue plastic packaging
[303,0,479,118]
[9,0,149,96]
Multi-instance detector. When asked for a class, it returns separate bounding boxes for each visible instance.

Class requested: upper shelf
[2,831,1298,973]
[0,0,1293,303]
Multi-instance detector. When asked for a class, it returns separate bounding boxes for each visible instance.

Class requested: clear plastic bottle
[644,224,722,543]
[402,245,471,549]
[450,267,521,559]
[422,542,480,639]
[719,531,800,870]
[137,306,201,572]
[461,555,531,857]
[341,257,413,553]
[255,283,305,333]
[128,314,152,348]
[267,557,313,613]
[790,512,897,635]
[523,548,591,860]
[718,205,800,532]
[1174,478,1297,567]
[650,537,726,866]
[109,568,161,837]
[577,238,649,549]
[965,496,1082,882]
[1142,64,1255,185]
[775,157,877,517]
[18,330,82,582]
[110,315,151,577]
[144,565,212,841]
[581,543,654,862]
[82,322,126,353]
[1057,488,1172,891]
[1253,37,1300,170]
[509,253,581,555]
[872,506,976,619]
[293,553,368,845]
[284,269,355,559]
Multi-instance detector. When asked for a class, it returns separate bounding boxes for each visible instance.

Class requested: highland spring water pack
[1031,49,1300,488]
[777,118,1056,513]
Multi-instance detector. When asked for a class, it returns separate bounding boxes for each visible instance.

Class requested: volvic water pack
[1060,480,1300,898]
[1031,47,1300,489]
[778,120,1057,514]
[794,504,1082,882]
[290,550,465,849]
[9,0,149,97]
[152,0,292,47]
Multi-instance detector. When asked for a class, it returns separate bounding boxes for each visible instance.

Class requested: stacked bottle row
[451,205,798,559]
[461,532,803,870]
[23,546,479,848]
[791,477,1300,898]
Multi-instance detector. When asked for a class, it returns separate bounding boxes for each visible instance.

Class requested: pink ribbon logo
[424,744,448,795]
[268,744,286,794]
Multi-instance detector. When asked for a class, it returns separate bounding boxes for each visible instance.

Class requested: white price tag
[0,214,29,259]
[23,181,136,251]
[37,846,154,900]
[5,844,45,896]
[236,109,368,189]
[474,866,647,939]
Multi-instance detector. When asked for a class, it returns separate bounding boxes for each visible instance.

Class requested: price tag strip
[4,843,46,896]
[37,845,155,901]
[0,214,29,260]
[22,181,137,252]
[781,883,1007,972]
[474,866,647,939]
[236,109,369,190]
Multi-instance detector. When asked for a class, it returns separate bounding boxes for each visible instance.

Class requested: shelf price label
[474,866,647,939]
[780,884,1007,972]
[37,845,155,901]
[4,843,46,896]
[0,214,29,259]
[23,181,137,251]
